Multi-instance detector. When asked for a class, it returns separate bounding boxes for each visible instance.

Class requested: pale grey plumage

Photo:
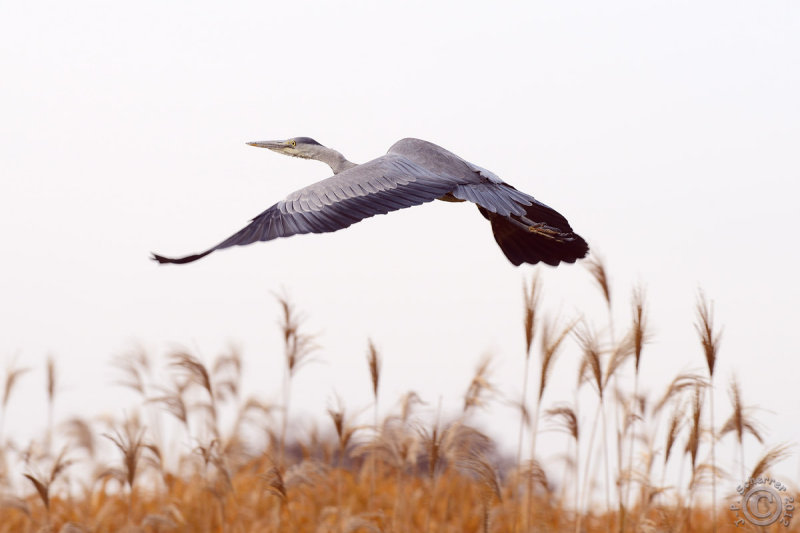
[152,137,588,266]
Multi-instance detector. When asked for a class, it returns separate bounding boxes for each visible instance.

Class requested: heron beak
[247,140,289,152]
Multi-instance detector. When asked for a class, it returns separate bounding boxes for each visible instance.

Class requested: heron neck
[318,148,357,174]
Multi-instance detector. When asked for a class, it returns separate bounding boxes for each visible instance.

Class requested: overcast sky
[1,1,798,487]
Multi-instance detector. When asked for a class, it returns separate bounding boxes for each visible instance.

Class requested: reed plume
[586,255,611,309]
[276,293,317,468]
[518,272,540,533]
[539,316,577,404]
[517,273,541,466]
[694,290,721,531]
[661,404,683,493]
[418,420,443,533]
[112,348,151,397]
[365,339,381,505]
[653,373,708,416]
[684,383,704,478]
[749,443,792,480]
[169,351,219,439]
[366,339,381,405]
[101,416,160,525]
[399,390,425,423]
[23,447,72,526]
[456,451,501,533]
[45,356,57,454]
[527,314,575,530]
[61,417,96,458]
[623,286,650,531]
[720,376,763,480]
[547,404,579,506]
[575,323,611,533]
[328,397,359,530]
[0,362,28,446]
[463,355,494,413]
[212,347,242,404]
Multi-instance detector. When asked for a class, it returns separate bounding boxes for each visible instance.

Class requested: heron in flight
[152,137,588,266]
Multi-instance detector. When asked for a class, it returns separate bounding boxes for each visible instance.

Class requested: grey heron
[151,137,588,266]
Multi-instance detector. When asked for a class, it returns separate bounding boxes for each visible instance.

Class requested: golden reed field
[0,259,796,532]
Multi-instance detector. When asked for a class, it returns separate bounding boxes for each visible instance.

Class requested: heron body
[152,137,588,266]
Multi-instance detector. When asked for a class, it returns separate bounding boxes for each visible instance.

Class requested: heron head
[247,137,324,159]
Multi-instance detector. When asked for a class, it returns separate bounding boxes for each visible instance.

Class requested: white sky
[1,0,799,489]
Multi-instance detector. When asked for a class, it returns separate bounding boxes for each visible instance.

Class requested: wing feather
[451,182,572,230]
[307,192,325,209]
[152,154,458,264]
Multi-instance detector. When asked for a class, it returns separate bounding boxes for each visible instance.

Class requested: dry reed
[695,291,722,532]
[0,268,795,533]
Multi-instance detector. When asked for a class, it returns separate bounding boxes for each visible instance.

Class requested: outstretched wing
[152,154,458,264]
[387,138,588,266]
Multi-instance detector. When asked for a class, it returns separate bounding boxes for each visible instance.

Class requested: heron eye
[289,140,296,147]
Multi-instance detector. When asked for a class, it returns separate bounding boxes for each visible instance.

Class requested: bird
[151,137,588,266]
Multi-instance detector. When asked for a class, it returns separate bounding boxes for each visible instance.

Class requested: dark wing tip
[150,250,213,265]
[478,206,589,267]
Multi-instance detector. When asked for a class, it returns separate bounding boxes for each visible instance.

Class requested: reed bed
[0,263,795,533]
